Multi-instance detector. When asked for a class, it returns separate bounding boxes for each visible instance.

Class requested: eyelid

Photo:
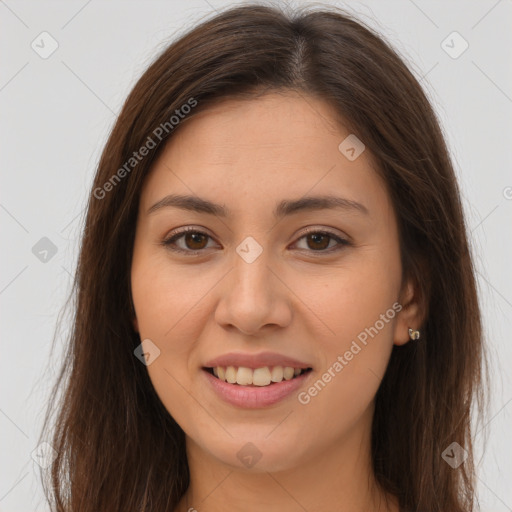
[295,226,349,242]
[291,226,350,254]
[161,225,351,255]
[162,226,218,254]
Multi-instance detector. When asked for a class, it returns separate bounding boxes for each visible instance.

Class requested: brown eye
[305,233,331,250]
[294,230,350,253]
[162,228,350,256]
[162,229,215,254]
[182,232,209,250]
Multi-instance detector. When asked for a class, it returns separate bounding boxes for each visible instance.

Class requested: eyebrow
[147,193,369,218]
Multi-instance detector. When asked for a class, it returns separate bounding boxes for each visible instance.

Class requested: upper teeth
[212,366,304,386]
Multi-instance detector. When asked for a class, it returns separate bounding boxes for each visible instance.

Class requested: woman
[39,3,488,511]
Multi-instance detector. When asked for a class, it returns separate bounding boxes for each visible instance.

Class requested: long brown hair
[39,3,489,511]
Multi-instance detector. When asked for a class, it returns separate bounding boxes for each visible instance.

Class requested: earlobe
[408,328,421,341]
[394,279,425,346]
[132,316,139,333]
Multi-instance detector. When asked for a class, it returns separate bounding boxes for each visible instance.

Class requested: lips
[201,351,313,407]
[203,351,312,370]
[203,366,313,408]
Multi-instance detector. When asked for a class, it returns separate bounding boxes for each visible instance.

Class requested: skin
[130,91,422,512]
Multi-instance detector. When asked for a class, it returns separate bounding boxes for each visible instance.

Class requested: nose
[214,249,293,336]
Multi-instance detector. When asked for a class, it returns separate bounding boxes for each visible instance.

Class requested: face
[130,91,419,473]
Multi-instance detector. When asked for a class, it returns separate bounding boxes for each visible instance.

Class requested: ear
[394,277,426,346]
[132,315,139,333]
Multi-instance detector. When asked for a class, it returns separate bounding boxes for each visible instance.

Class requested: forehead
[165,91,352,160]
[139,92,390,219]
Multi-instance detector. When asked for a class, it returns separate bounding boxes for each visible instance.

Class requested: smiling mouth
[203,366,313,387]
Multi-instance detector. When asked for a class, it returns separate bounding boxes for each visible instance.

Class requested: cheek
[294,245,401,345]
[296,300,396,444]
[292,247,400,420]
[131,254,209,423]
[130,260,206,428]
[131,250,207,343]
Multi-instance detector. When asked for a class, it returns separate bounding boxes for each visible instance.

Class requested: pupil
[187,233,206,249]
[309,233,329,250]
[184,233,330,251]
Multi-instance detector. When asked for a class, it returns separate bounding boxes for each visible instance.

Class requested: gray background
[1,0,511,510]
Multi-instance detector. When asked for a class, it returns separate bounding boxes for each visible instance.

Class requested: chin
[203,437,305,473]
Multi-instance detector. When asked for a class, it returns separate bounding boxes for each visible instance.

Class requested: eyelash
[161,226,351,256]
